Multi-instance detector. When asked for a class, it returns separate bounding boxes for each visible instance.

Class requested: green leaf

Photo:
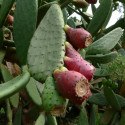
[94,68,108,77]
[89,105,98,125]
[27,4,66,81]
[13,0,38,65]
[116,94,125,108]
[67,18,76,28]
[88,92,125,108]
[85,52,118,64]
[86,27,122,55]
[0,64,19,108]
[91,4,96,15]
[47,113,57,125]
[0,0,14,28]
[35,80,44,94]
[78,108,89,125]
[25,77,42,106]
[13,106,22,125]
[0,66,30,101]
[9,94,19,108]
[35,113,45,125]
[0,49,5,63]
[0,28,3,49]
[88,93,109,106]
[78,49,86,59]
[104,86,121,111]
[6,99,12,124]
[110,112,119,125]
[99,108,116,125]
[62,8,67,25]
[102,4,113,29]
[104,18,125,34]
[87,0,112,36]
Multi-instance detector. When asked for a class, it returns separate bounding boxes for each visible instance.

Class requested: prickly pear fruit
[65,42,83,59]
[42,77,66,117]
[7,14,14,24]
[73,0,88,8]
[85,0,97,4]
[54,68,90,104]
[64,25,92,49]
[64,56,95,81]
[70,89,91,104]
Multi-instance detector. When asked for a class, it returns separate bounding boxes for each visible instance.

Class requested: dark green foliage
[87,0,112,36]
[13,0,38,65]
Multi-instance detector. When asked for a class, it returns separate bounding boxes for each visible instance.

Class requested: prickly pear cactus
[27,4,66,81]
[42,77,66,117]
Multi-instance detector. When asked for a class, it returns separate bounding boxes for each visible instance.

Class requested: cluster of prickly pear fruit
[53,25,95,105]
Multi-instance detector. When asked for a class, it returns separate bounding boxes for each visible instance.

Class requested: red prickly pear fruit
[85,0,97,4]
[73,0,89,8]
[54,69,90,104]
[7,14,14,24]
[65,42,83,59]
[70,89,91,104]
[64,25,92,49]
[64,56,95,81]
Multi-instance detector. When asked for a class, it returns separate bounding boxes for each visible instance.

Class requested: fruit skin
[64,56,95,81]
[64,25,92,49]
[70,89,91,104]
[73,0,89,8]
[65,42,83,59]
[54,68,90,104]
[85,0,97,4]
[7,14,14,24]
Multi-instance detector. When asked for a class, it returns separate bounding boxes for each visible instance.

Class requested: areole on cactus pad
[64,25,92,49]
[27,4,66,82]
[54,67,91,104]
[42,77,66,117]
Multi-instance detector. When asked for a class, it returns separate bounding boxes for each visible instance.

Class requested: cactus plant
[27,4,66,82]
[42,77,66,117]
[0,0,125,124]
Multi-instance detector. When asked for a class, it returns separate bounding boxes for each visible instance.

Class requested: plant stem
[67,5,80,15]
[77,8,91,24]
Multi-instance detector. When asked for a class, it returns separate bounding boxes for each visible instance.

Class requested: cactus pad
[27,4,66,81]
[42,77,66,117]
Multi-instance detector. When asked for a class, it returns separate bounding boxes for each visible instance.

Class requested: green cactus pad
[42,77,66,117]
[27,4,66,82]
